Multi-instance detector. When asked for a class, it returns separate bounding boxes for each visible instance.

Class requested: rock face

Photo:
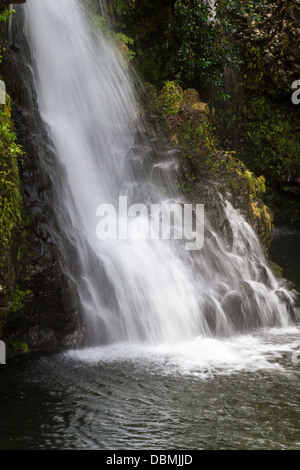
[0,14,83,355]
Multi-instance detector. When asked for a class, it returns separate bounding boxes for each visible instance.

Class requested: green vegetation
[89,2,135,63]
[0,105,23,247]
[0,8,14,23]
[221,95,300,185]
[10,341,30,355]
[175,172,196,195]
[0,7,28,347]
[0,8,15,63]
[157,81,183,116]
[10,285,32,313]
[0,8,23,247]
[213,8,300,200]
[93,0,268,91]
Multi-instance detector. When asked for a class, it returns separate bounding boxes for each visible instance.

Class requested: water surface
[1,326,300,450]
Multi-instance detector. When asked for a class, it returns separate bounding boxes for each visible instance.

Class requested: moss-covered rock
[0,104,25,339]
[198,150,273,250]
[148,82,210,149]
[145,81,274,250]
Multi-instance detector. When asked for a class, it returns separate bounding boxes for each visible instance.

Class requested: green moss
[175,172,196,195]
[10,341,30,356]
[271,263,283,278]
[0,105,23,248]
[177,122,206,151]
[158,81,183,116]
[10,286,31,313]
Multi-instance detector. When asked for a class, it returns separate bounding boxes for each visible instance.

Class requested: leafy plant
[89,8,135,63]
[0,8,15,63]
[0,107,24,247]
[10,286,32,313]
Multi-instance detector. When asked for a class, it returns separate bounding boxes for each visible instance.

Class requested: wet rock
[0,21,83,353]
[221,292,246,332]
[134,130,151,147]
[240,281,261,329]
[125,146,147,180]
[256,264,273,289]
[274,289,299,322]
[202,295,218,334]
[151,159,181,187]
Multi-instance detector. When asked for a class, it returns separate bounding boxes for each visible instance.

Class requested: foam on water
[66,326,300,379]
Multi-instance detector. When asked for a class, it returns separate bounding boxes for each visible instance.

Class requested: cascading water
[206,0,217,24]
[19,0,298,348]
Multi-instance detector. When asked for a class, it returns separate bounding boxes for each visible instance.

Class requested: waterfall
[205,0,217,24]
[19,0,298,347]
